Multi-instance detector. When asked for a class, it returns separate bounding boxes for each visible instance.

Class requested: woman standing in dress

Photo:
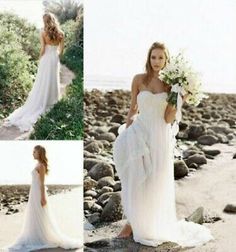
[4,13,64,132]
[113,42,214,248]
[4,145,82,251]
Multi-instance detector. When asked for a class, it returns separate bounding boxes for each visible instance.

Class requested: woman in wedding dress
[4,145,82,251]
[3,13,64,132]
[113,42,214,248]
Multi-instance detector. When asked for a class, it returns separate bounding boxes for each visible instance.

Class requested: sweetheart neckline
[138,90,168,96]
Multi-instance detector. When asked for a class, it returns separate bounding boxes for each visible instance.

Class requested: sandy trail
[0,64,75,140]
[84,142,236,251]
[175,142,236,252]
[0,187,83,251]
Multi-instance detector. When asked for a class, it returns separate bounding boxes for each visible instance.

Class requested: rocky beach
[0,184,78,216]
[84,89,236,251]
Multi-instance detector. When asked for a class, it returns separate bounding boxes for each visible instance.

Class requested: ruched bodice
[137,91,168,122]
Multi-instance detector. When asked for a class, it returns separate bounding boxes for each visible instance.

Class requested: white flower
[159,52,207,106]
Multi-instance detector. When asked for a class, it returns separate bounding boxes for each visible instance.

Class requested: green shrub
[0,22,37,118]
[44,0,81,24]
[30,76,83,140]
[0,12,40,61]
[60,17,83,74]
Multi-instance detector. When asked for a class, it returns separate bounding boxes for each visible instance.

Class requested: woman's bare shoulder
[40,28,45,35]
[132,73,146,90]
[36,163,46,172]
[133,73,145,81]
[133,73,145,85]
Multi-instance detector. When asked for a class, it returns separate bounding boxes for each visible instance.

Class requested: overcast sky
[85,0,236,93]
[0,141,83,185]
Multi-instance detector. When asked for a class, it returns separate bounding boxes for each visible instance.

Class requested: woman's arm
[58,34,64,56]
[126,75,140,128]
[37,164,47,207]
[164,104,177,124]
[39,31,46,59]
[164,93,189,124]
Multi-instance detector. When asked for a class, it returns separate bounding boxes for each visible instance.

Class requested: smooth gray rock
[111,114,125,124]
[197,135,218,145]
[100,192,123,222]
[96,132,116,142]
[202,148,221,156]
[97,192,114,206]
[97,176,116,189]
[88,162,114,181]
[85,141,101,154]
[174,160,188,179]
[224,204,236,213]
[188,124,206,140]
[186,154,207,167]
[99,186,114,195]
[84,158,104,171]
[87,213,101,224]
[186,207,204,224]
[113,181,122,192]
[84,177,98,191]
[84,190,98,198]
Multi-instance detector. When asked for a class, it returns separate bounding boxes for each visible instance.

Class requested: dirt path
[84,142,236,251]
[0,64,75,140]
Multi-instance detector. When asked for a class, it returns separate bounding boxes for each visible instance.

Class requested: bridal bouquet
[159,52,207,108]
[159,52,207,140]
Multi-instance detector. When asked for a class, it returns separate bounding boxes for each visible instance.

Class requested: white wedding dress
[4,168,82,251]
[4,44,60,132]
[113,91,214,247]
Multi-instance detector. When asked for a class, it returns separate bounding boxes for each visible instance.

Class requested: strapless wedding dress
[113,90,214,247]
[4,44,60,132]
[3,169,82,251]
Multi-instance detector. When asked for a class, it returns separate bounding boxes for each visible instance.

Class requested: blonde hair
[143,42,170,86]
[34,145,49,174]
[43,13,63,42]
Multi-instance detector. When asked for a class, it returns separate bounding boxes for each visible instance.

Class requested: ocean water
[85,75,236,94]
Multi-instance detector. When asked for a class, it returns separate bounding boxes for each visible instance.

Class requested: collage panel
[0,0,84,251]
[1,0,236,251]
[84,0,236,251]
[0,140,83,251]
[0,0,83,140]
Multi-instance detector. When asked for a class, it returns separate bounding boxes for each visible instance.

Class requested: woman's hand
[41,197,47,207]
[182,93,190,103]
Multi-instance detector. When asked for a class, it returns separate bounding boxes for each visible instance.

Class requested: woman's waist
[45,46,59,53]
[136,112,165,124]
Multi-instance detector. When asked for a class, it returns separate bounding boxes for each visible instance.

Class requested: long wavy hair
[43,13,63,42]
[143,42,170,86]
[34,145,49,174]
